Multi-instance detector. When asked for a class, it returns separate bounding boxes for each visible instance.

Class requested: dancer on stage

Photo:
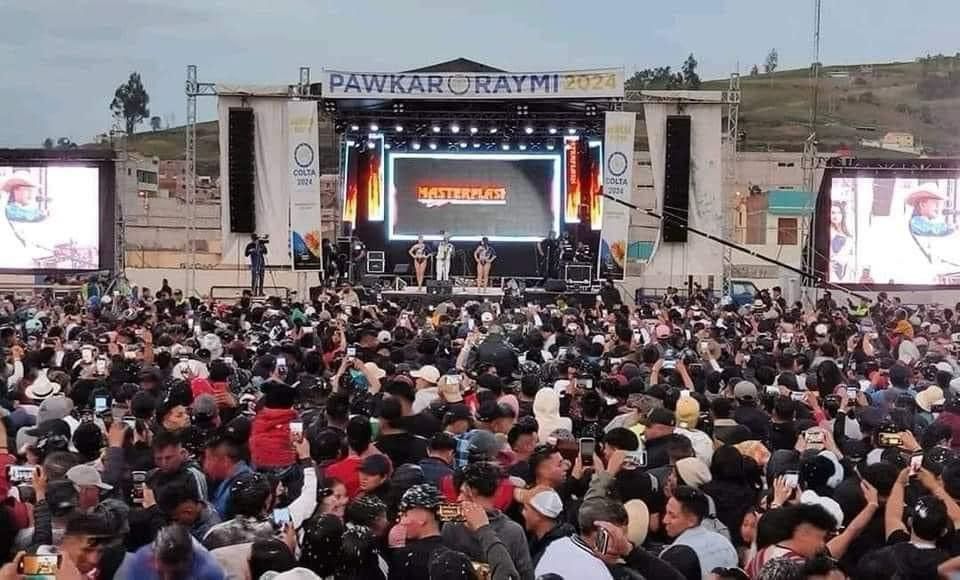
[409,235,431,288]
[436,231,454,282]
[474,237,496,290]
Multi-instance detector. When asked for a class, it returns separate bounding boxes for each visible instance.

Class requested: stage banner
[597,111,636,279]
[324,68,624,100]
[287,101,323,271]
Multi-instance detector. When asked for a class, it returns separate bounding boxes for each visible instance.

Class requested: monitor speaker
[228,109,256,233]
[662,115,691,243]
[426,280,453,296]
[366,251,385,274]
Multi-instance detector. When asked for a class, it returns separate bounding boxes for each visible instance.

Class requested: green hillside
[118,56,960,172]
[704,56,960,154]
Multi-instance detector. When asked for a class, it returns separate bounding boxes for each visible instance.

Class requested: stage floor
[382,286,505,299]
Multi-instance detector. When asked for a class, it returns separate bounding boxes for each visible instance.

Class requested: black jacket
[733,404,770,442]
[530,522,575,567]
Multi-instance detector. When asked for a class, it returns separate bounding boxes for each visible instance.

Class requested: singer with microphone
[435,231,454,282]
[245,233,269,295]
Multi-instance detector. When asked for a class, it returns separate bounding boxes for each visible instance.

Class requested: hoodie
[440,508,535,580]
[534,389,573,442]
[250,407,298,468]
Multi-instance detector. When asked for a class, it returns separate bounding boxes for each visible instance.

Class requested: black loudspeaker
[663,115,691,243]
[426,280,453,296]
[228,109,256,233]
[366,251,385,274]
[544,279,566,292]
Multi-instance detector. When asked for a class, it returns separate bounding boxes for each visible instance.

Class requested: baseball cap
[27,418,71,439]
[377,330,392,345]
[647,407,676,428]
[410,365,440,385]
[439,378,463,403]
[734,380,759,401]
[359,454,392,477]
[398,483,443,513]
[481,312,495,324]
[528,489,563,519]
[476,400,516,423]
[655,324,672,339]
[443,404,473,425]
[191,394,218,420]
[917,386,946,413]
[66,464,113,490]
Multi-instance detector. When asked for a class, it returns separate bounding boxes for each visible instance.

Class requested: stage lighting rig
[469,125,479,134]
[432,125,441,133]
[546,139,556,151]
[369,123,379,132]
[524,125,534,135]
[428,141,438,150]
[548,126,557,135]
[350,124,360,131]
[489,127,498,134]
[450,123,461,133]
[395,124,404,132]
[412,141,422,150]
[392,102,405,113]
[323,101,337,113]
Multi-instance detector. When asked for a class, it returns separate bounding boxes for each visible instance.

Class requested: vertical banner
[588,140,603,230]
[564,136,581,222]
[598,111,636,279]
[341,142,358,228]
[365,134,385,221]
[288,101,324,270]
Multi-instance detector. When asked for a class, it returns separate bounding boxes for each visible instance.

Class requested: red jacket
[250,407,298,468]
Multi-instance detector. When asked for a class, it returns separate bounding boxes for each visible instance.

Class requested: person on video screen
[907,187,956,237]
[2,171,48,223]
[829,201,853,281]
[474,237,496,290]
[409,235,430,288]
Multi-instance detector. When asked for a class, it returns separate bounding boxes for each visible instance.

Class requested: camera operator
[244,234,269,296]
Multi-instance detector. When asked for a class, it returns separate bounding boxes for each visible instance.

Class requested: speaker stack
[228,109,256,233]
[663,116,691,243]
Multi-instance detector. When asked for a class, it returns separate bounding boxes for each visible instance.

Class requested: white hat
[528,490,563,519]
[800,490,843,530]
[25,370,61,400]
[377,330,392,345]
[66,464,113,490]
[410,365,440,385]
[935,362,954,376]
[364,362,386,380]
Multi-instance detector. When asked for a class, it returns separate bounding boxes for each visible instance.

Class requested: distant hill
[117,56,960,173]
[703,56,960,155]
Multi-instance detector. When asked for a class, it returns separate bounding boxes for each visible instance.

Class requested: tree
[110,72,150,136]
[150,116,162,132]
[42,138,55,149]
[750,64,760,77]
[764,49,779,74]
[681,53,701,89]
[56,137,77,149]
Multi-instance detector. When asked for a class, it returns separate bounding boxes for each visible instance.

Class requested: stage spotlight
[432,125,441,133]
[412,141,422,150]
[489,127,498,134]
[546,139,556,151]
[350,124,360,132]
[501,141,510,151]
[469,125,478,134]
[369,123,379,132]
[518,142,528,151]
[384,142,392,150]
[366,140,376,149]
[346,139,356,146]
[392,102,405,113]
[323,101,337,113]
[459,141,468,149]
[567,127,577,135]
[548,126,557,135]
[395,124,404,132]
[472,141,481,149]
[524,125,534,135]
[428,141,438,150]
[451,123,461,133]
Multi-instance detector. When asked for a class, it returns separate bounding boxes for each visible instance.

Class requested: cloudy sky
[2,0,958,147]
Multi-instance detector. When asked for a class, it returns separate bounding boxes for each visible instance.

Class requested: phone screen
[94,397,108,414]
[272,508,292,527]
[276,356,287,368]
[910,454,923,476]
[784,470,799,488]
[558,347,568,358]
[19,553,60,576]
[579,438,596,459]
[81,348,94,364]
[95,359,107,374]
[346,346,356,358]
[289,421,304,436]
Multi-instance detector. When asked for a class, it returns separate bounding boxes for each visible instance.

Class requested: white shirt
[535,536,613,580]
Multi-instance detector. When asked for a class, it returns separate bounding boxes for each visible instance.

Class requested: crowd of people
[1,281,960,580]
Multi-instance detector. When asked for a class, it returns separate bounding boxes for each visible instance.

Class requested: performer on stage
[436,231,454,282]
[409,235,431,288]
[244,233,269,296]
[537,231,560,283]
[474,237,496,290]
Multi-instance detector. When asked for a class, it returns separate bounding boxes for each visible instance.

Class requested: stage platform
[377,284,599,305]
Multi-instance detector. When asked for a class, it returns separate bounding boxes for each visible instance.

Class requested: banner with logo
[597,111,636,279]
[287,101,323,270]
[324,68,624,100]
